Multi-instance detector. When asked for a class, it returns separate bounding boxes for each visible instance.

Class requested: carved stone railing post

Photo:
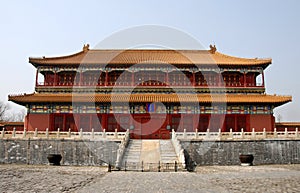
[46,128,49,139]
[206,128,210,139]
[91,128,95,139]
[115,129,130,169]
[12,127,16,138]
[23,128,27,138]
[171,130,186,169]
[195,128,198,139]
[57,128,60,138]
[251,128,255,139]
[172,129,176,140]
[229,128,233,139]
[241,128,244,139]
[183,129,187,139]
[296,128,299,138]
[263,128,266,138]
[34,128,38,138]
[274,128,278,138]
[68,128,71,138]
[80,128,83,139]
[284,128,288,138]
[114,128,118,139]
[103,129,106,138]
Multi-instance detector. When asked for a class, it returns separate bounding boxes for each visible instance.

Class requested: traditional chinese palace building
[9,44,291,139]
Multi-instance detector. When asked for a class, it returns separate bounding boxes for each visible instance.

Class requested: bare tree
[0,102,26,122]
[11,109,26,122]
[0,101,9,122]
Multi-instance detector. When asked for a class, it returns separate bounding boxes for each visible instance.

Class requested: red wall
[25,114,50,131]
[23,113,276,134]
[5,124,24,131]
[0,122,24,131]
[249,114,275,131]
[275,123,300,131]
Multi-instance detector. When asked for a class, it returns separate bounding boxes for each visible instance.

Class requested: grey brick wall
[0,139,120,166]
[181,140,300,165]
[1,139,299,166]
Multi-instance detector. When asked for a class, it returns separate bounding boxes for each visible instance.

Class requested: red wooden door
[65,114,77,132]
[53,115,64,131]
[131,114,170,139]
[131,117,148,139]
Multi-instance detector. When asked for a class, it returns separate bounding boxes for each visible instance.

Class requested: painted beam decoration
[27,104,274,115]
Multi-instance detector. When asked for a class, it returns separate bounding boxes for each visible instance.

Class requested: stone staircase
[121,139,183,171]
[122,140,142,164]
[159,140,178,163]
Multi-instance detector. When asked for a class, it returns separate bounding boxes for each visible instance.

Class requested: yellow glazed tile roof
[29,47,272,67]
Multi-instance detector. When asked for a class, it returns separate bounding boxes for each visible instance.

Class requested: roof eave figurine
[83,44,90,52]
[209,44,217,54]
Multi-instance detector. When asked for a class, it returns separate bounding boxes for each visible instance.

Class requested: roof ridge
[29,50,85,60]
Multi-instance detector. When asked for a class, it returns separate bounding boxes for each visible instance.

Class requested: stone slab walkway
[0,164,300,193]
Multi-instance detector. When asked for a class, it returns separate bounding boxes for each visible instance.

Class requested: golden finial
[209,44,217,54]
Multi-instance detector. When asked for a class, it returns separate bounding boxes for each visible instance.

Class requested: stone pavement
[0,165,106,193]
[0,164,300,193]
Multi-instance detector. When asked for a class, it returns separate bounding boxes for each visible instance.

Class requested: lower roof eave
[8,93,292,107]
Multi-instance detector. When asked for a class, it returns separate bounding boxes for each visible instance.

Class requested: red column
[26,114,29,130]
[234,114,238,132]
[166,71,169,85]
[262,70,265,87]
[192,71,196,86]
[141,72,144,85]
[243,73,246,87]
[61,114,65,131]
[75,114,80,132]
[54,72,57,86]
[131,71,135,86]
[101,114,107,131]
[79,71,83,86]
[74,113,80,131]
[105,71,108,86]
[218,73,222,87]
[35,69,39,86]
[166,114,170,126]
[246,115,250,132]
[89,115,92,132]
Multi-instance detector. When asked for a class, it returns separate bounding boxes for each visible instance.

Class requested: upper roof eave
[28,48,272,68]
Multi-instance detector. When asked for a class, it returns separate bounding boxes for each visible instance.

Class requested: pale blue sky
[0,0,299,121]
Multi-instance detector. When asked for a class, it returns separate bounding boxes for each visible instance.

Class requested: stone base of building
[181,140,300,165]
[0,139,299,166]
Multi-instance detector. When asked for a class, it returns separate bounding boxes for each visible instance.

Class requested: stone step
[121,140,143,166]
[159,140,179,164]
[124,155,140,157]
[161,158,178,161]
[161,155,177,158]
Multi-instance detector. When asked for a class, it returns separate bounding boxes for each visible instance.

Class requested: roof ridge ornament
[83,44,90,52]
[209,44,217,54]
